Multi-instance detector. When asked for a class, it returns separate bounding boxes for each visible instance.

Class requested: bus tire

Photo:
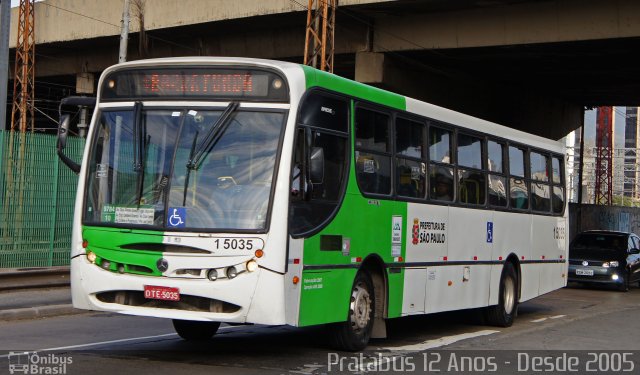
[485,262,518,327]
[172,319,221,340]
[331,271,375,351]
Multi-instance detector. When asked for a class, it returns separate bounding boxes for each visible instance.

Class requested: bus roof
[103,56,563,152]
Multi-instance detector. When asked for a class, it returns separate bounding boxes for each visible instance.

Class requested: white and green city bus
[57,57,568,351]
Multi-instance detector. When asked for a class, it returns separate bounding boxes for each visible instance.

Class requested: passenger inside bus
[431,168,453,201]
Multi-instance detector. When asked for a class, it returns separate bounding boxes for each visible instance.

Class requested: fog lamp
[101,260,111,270]
[226,266,238,279]
[207,269,218,281]
[246,260,258,272]
[612,274,619,281]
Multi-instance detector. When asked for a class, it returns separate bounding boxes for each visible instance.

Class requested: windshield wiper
[186,101,239,170]
[183,132,199,207]
[132,102,148,206]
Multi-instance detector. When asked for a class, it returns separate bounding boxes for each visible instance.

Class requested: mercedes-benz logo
[582,261,589,266]
[157,258,169,272]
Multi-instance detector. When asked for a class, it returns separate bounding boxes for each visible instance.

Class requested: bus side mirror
[309,147,324,184]
[57,114,70,149]
[57,114,80,174]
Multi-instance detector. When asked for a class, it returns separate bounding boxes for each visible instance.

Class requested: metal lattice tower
[594,106,613,205]
[303,0,337,73]
[10,0,35,132]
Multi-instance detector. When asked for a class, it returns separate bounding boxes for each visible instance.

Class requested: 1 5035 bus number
[554,227,566,240]
[214,238,255,250]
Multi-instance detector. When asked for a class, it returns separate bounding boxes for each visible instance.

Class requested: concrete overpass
[3,0,640,138]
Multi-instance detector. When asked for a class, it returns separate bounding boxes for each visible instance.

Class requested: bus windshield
[83,107,285,231]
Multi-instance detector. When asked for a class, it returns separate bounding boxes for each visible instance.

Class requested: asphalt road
[1,283,639,375]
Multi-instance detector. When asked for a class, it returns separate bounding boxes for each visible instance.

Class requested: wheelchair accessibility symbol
[487,222,493,243]
[168,207,186,228]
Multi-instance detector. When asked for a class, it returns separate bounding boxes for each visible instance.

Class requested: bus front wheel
[331,271,375,351]
[485,262,518,327]
[172,319,221,340]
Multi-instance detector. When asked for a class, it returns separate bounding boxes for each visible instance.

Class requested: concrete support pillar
[75,73,95,137]
[355,51,385,84]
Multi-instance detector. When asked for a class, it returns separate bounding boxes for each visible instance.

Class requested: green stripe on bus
[296,87,408,326]
[301,65,406,111]
[82,226,165,276]
[299,195,408,326]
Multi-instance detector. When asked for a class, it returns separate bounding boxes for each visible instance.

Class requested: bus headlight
[226,266,238,279]
[207,269,218,281]
[609,261,619,267]
[87,251,97,264]
[246,260,258,272]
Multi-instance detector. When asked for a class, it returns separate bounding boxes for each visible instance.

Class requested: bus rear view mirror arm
[57,96,96,174]
[57,114,81,174]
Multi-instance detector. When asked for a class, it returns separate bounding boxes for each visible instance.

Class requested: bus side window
[508,146,529,210]
[551,156,565,214]
[530,151,551,213]
[355,107,391,195]
[487,140,507,207]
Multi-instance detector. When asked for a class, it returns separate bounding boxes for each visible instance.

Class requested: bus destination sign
[102,67,288,102]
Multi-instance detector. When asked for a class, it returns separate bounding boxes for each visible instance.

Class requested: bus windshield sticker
[167,207,186,228]
[364,159,375,173]
[102,205,155,225]
[392,216,402,257]
[96,163,108,178]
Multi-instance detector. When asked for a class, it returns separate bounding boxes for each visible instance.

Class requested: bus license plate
[576,269,594,276]
[144,285,180,301]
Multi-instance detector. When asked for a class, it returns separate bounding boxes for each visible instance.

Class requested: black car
[568,230,640,291]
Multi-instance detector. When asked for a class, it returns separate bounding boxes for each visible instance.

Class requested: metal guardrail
[0,266,70,291]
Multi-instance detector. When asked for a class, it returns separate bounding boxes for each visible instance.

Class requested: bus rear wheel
[172,320,221,340]
[331,271,375,351]
[485,262,518,327]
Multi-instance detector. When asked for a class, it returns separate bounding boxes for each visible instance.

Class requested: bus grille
[95,291,240,313]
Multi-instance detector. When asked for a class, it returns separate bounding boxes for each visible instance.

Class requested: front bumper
[71,255,285,324]
[568,264,626,285]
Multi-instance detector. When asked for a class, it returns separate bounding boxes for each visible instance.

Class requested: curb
[0,304,84,322]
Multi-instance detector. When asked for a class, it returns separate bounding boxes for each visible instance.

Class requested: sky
[9,0,42,7]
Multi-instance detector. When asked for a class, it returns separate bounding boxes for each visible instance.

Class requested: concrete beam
[374,0,640,51]
[7,0,391,48]
[355,51,582,139]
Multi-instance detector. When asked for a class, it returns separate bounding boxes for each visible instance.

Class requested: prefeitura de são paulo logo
[412,218,419,245]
